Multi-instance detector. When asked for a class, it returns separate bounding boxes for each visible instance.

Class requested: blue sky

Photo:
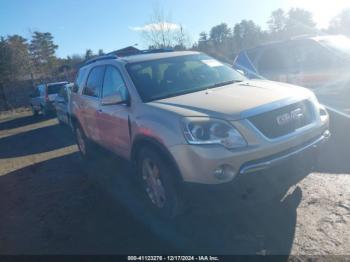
[1,0,349,57]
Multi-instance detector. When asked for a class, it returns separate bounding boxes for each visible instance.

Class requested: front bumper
[239,130,330,174]
[169,125,330,185]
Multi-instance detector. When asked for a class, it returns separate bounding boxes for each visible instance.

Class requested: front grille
[249,100,315,139]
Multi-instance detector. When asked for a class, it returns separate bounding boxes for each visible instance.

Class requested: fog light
[213,164,236,180]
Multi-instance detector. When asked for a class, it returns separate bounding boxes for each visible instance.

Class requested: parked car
[30,81,68,116]
[54,83,73,126]
[70,50,330,217]
[233,35,350,113]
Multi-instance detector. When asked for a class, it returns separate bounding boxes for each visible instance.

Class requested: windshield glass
[126,54,245,102]
[318,35,350,57]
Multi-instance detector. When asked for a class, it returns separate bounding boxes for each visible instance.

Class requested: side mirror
[101,93,129,106]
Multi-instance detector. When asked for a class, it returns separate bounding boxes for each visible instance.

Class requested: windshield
[126,54,245,102]
[318,35,350,57]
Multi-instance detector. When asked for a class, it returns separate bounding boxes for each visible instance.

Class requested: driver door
[96,65,131,159]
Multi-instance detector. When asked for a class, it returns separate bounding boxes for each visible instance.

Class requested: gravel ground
[0,111,349,256]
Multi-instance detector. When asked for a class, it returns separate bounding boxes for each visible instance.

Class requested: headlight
[182,117,247,149]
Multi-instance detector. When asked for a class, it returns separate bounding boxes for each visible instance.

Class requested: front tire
[137,147,183,219]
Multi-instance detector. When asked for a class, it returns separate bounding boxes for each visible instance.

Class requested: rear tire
[75,125,92,160]
[136,147,183,219]
[57,115,64,125]
[41,105,48,117]
[31,105,38,116]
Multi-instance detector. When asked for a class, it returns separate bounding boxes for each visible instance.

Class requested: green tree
[0,37,11,109]
[328,8,350,36]
[267,8,288,40]
[0,35,32,110]
[6,35,31,80]
[197,31,210,52]
[285,8,317,37]
[233,20,264,53]
[85,49,94,60]
[29,31,58,77]
[98,49,104,56]
[268,9,286,33]
[209,23,231,46]
[199,32,208,42]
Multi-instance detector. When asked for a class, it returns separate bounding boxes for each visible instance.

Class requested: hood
[148,80,314,120]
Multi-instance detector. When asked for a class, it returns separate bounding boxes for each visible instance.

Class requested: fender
[131,135,183,182]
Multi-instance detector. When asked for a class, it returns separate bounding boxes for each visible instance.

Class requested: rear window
[47,84,65,94]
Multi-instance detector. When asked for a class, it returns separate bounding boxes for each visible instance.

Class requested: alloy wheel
[141,158,167,209]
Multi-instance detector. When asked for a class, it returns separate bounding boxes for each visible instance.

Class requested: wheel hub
[142,158,166,209]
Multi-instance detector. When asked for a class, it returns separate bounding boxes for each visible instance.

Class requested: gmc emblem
[276,108,304,126]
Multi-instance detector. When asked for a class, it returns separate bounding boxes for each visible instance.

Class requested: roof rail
[82,48,174,67]
[83,54,118,66]
[140,48,174,54]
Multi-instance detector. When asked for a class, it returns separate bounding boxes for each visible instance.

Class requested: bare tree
[141,5,189,49]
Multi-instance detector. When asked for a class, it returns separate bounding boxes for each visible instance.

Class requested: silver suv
[30,81,68,116]
[70,50,330,217]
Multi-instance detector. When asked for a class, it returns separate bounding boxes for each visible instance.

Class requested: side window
[294,41,333,71]
[83,66,105,98]
[257,47,286,72]
[102,66,128,100]
[73,68,87,93]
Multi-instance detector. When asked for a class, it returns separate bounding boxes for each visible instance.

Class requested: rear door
[55,87,69,123]
[31,86,41,110]
[96,65,131,158]
[80,66,105,141]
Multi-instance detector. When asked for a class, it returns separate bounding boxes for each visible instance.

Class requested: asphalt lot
[0,110,349,255]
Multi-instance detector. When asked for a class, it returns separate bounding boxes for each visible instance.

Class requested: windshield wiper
[206,79,243,89]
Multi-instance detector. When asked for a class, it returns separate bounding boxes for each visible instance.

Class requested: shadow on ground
[0,151,175,254]
[0,114,50,131]
[0,123,74,158]
[0,112,341,255]
[315,110,350,174]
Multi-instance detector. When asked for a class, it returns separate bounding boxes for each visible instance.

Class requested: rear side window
[83,66,105,97]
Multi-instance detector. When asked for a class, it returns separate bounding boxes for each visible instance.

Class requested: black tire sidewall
[31,105,38,116]
[75,126,91,160]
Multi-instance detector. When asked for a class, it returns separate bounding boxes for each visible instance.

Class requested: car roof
[47,81,68,86]
[119,50,201,64]
[239,34,343,54]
